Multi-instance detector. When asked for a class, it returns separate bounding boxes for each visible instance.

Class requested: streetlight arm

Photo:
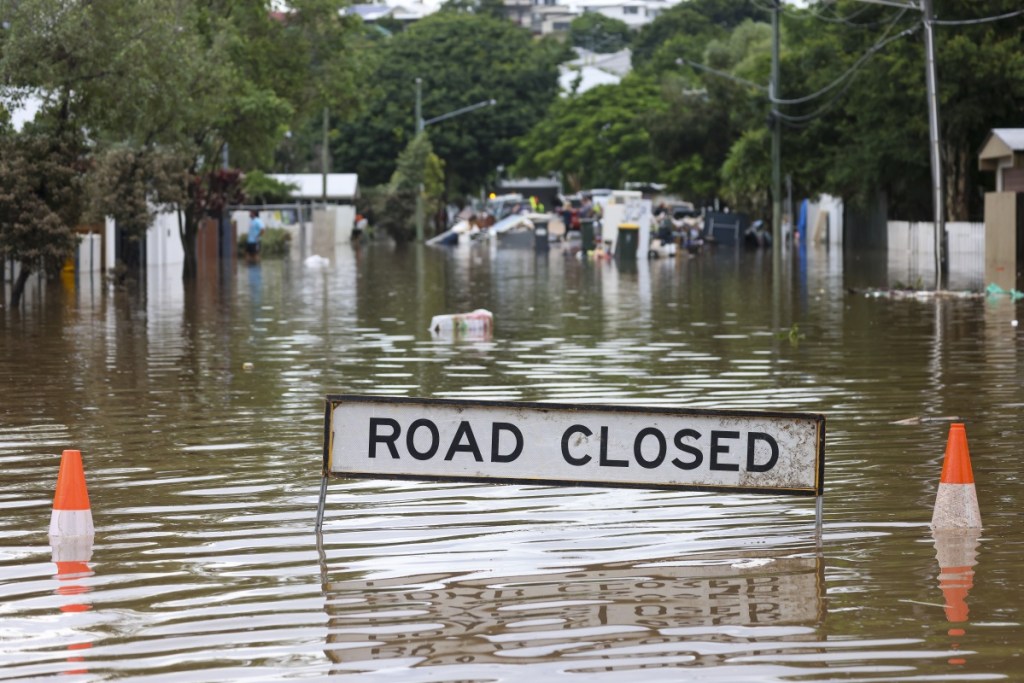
[845,0,920,8]
[422,99,497,128]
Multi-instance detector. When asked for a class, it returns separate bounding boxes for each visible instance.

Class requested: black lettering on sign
[710,430,740,471]
[444,421,483,461]
[491,422,523,463]
[599,426,628,467]
[561,425,592,466]
[369,417,401,458]
[672,429,703,470]
[634,428,666,469]
[407,418,439,460]
[746,432,779,472]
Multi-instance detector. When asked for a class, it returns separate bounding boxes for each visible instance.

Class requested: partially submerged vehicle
[492,212,564,248]
[425,218,480,247]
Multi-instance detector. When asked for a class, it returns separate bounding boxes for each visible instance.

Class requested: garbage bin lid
[618,222,639,230]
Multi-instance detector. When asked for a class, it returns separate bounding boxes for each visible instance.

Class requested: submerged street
[1,241,1022,681]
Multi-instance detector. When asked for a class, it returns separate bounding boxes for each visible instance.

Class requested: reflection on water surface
[0,241,1021,681]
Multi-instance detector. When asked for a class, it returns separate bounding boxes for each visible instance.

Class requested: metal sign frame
[317,395,825,532]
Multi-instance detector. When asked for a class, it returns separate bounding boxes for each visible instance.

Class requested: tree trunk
[180,205,198,280]
[944,142,971,223]
[11,262,32,308]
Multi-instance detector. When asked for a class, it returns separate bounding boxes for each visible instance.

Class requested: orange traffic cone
[49,450,94,538]
[931,424,982,529]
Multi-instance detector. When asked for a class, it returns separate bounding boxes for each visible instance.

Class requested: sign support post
[315,474,329,533]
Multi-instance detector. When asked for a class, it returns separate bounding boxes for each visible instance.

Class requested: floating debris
[304,255,330,269]
[849,288,983,300]
[776,323,806,345]
[985,283,1024,300]
[429,309,494,339]
[891,415,961,426]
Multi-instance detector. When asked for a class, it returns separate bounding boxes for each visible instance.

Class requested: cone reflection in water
[933,528,980,666]
[931,424,982,529]
[51,534,94,611]
[49,450,94,538]
[51,516,95,675]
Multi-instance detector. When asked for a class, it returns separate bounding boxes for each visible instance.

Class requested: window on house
[623,5,638,14]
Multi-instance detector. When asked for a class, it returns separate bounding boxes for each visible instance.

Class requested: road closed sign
[322,396,824,496]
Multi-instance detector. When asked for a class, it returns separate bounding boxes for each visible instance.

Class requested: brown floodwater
[1,240,1022,681]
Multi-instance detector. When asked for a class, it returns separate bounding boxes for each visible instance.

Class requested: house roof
[268,173,358,200]
[979,129,1024,171]
[568,48,632,77]
[346,4,394,20]
[559,64,622,95]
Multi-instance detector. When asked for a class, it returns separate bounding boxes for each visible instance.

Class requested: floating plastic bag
[986,283,1024,300]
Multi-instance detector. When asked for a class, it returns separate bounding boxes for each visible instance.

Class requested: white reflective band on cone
[932,483,982,529]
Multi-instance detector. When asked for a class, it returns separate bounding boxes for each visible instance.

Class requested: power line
[675,58,767,92]
[934,9,1024,26]
[772,11,913,106]
[773,23,919,124]
[788,2,890,27]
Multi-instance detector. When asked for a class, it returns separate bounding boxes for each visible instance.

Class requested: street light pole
[415,78,424,241]
[413,78,497,242]
[322,106,329,203]
[770,0,783,276]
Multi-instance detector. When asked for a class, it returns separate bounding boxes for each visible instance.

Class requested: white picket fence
[887,221,984,290]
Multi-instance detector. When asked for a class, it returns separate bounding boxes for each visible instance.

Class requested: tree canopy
[3,0,1023,271]
[514,76,666,192]
[569,13,631,54]
[334,11,568,196]
[1,0,362,285]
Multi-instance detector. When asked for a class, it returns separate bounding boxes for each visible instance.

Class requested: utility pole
[415,78,423,134]
[921,0,944,290]
[770,0,783,274]
[853,0,945,289]
[322,107,329,203]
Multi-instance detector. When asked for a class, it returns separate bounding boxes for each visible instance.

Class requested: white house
[559,48,632,95]
[571,0,669,28]
[268,173,361,248]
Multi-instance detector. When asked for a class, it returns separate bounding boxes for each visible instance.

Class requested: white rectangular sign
[323,396,824,496]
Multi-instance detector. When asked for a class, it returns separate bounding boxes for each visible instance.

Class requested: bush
[237,227,291,258]
[363,184,417,243]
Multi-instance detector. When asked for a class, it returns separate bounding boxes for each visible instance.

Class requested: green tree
[776,0,1024,222]
[720,127,770,216]
[645,20,770,203]
[372,132,446,242]
[513,76,665,191]
[335,12,566,196]
[1,0,360,281]
[569,13,632,54]
[0,120,85,307]
[632,0,762,72]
